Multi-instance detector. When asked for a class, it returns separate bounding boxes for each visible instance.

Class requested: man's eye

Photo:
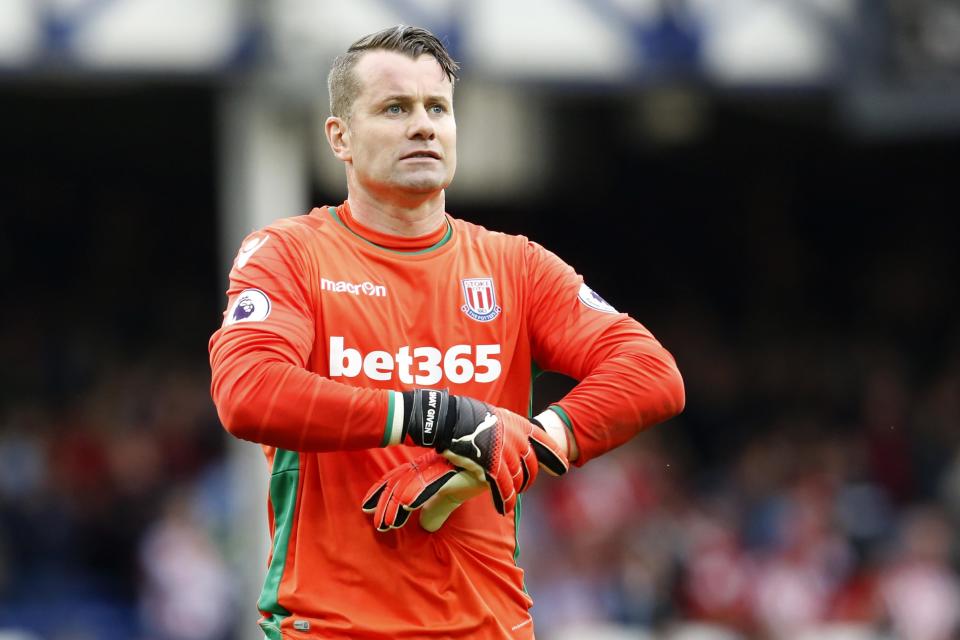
[430,104,446,114]
[386,105,402,114]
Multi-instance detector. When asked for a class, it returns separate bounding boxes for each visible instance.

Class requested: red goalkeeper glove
[398,389,569,516]
[361,452,486,532]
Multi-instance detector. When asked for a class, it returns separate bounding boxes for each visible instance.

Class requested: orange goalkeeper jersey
[209,202,684,639]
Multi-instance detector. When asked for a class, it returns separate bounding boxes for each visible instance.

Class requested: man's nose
[407,105,436,140]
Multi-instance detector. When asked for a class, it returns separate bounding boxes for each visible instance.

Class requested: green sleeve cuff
[381,390,405,447]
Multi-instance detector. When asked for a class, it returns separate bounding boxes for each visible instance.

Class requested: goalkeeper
[209,24,684,640]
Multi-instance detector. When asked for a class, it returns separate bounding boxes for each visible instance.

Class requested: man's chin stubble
[395,175,448,194]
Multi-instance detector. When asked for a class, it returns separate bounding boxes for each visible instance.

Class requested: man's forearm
[211,351,391,452]
[551,342,684,465]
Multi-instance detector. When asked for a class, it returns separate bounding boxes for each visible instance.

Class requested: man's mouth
[401,151,441,160]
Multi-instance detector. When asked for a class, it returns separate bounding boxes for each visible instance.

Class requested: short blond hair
[327,25,460,120]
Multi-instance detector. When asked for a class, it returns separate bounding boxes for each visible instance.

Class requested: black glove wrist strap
[401,389,456,450]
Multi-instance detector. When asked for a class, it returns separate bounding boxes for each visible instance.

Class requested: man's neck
[346,188,447,238]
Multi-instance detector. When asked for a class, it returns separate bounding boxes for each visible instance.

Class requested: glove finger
[529,430,570,476]
[362,459,413,512]
[361,480,388,513]
[488,462,519,515]
[377,503,391,532]
[393,506,412,528]
[375,485,396,531]
[383,489,405,530]
[375,472,415,531]
[518,453,533,494]
[485,470,507,515]
[406,469,460,509]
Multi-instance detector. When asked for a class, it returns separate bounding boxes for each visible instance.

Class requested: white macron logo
[452,413,498,459]
[321,278,387,297]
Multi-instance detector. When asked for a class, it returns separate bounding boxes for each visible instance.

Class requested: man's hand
[361,452,487,532]
[401,389,569,515]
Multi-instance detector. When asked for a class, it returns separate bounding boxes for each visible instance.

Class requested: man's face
[340,50,456,198]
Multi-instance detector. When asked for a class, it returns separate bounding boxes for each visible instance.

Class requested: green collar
[328,207,452,255]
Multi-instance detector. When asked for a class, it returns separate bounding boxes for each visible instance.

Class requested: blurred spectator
[138,488,235,640]
[877,507,960,640]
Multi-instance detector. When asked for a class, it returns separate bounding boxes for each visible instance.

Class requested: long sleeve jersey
[208,202,684,639]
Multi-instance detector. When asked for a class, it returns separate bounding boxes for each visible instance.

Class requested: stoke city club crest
[460,277,502,322]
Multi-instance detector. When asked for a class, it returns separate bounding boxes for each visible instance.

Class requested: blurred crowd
[0,320,957,640]
[524,319,960,640]
[0,360,236,640]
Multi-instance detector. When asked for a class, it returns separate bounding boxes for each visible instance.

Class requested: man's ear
[325,116,351,161]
